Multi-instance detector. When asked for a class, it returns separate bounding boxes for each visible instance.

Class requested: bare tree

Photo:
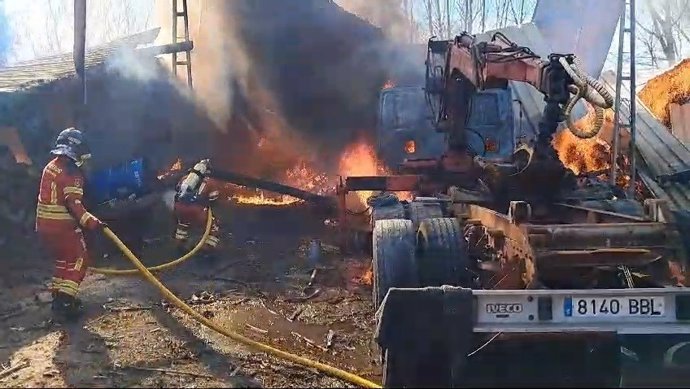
[636,0,690,66]
[8,0,154,63]
[434,0,444,37]
[425,0,435,36]
[508,0,532,25]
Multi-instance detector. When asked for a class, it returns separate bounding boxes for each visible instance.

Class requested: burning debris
[552,108,614,176]
[382,79,396,89]
[639,58,690,128]
[157,158,183,180]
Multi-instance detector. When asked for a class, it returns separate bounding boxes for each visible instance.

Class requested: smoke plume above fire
[153,0,411,206]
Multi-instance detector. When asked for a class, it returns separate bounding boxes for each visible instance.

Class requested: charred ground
[0,202,380,388]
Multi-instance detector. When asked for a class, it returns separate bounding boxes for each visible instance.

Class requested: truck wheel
[417,217,471,287]
[409,201,444,229]
[372,219,418,309]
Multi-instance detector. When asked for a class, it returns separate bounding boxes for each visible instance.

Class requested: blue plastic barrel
[87,158,149,205]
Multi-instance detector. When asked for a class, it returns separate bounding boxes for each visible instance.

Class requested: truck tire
[417,218,471,287]
[372,219,418,309]
[409,201,444,229]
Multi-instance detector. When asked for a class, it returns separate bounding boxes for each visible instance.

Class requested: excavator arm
[427,32,613,158]
[446,32,552,92]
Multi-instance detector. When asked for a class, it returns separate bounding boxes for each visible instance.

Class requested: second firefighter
[173,159,222,259]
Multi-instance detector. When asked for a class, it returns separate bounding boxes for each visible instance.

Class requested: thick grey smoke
[334,0,412,41]
[154,0,251,133]
[149,0,430,179]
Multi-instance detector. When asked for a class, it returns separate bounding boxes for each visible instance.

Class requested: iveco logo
[486,303,523,314]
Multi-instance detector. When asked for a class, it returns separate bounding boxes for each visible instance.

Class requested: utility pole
[628,0,637,198]
[73,0,87,125]
[446,0,451,38]
[610,0,637,198]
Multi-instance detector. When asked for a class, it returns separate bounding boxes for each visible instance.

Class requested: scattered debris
[285,288,321,303]
[307,268,318,287]
[229,365,241,376]
[245,324,268,335]
[125,366,215,379]
[259,300,278,315]
[0,359,30,380]
[232,297,249,305]
[190,291,216,305]
[105,305,152,312]
[326,330,335,349]
[288,306,303,322]
[291,331,328,352]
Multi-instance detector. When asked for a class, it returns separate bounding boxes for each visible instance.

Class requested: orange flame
[639,58,690,128]
[157,158,183,180]
[337,138,412,210]
[382,79,396,89]
[552,109,613,175]
[354,265,373,285]
[405,140,416,154]
[338,139,390,209]
[232,191,301,206]
[225,161,332,206]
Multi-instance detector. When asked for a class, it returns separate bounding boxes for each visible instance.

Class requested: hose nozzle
[559,56,614,139]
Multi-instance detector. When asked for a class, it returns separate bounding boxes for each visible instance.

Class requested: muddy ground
[0,203,381,388]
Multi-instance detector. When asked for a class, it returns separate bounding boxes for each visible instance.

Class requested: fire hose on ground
[92,208,381,388]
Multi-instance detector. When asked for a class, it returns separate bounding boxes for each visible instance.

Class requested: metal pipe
[610,6,627,186]
[135,41,194,57]
[628,0,638,198]
[209,169,336,207]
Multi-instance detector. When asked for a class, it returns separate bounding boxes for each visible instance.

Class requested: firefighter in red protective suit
[36,127,106,321]
[173,159,222,260]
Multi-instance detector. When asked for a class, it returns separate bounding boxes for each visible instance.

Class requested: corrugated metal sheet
[532,0,624,79]
[0,28,160,93]
[598,71,690,211]
[670,102,690,144]
[600,71,690,179]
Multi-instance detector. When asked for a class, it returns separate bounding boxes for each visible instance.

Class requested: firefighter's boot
[51,292,85,322]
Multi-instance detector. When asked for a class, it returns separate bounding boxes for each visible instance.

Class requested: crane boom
[426,32,613,160]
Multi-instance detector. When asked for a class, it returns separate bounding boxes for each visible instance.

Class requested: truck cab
[376,84,516,172]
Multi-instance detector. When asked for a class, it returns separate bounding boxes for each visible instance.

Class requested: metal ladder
[610,0,637,197]
[172,0,193,89]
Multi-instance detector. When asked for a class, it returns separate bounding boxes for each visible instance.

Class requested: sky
[1,0,155,64]
[0,0,10,65]
[0,0,688,85]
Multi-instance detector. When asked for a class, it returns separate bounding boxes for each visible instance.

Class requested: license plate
[564,296,665,317]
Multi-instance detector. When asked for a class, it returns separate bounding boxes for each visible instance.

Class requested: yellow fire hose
[97,209,382,388]
[91,208,215,275]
